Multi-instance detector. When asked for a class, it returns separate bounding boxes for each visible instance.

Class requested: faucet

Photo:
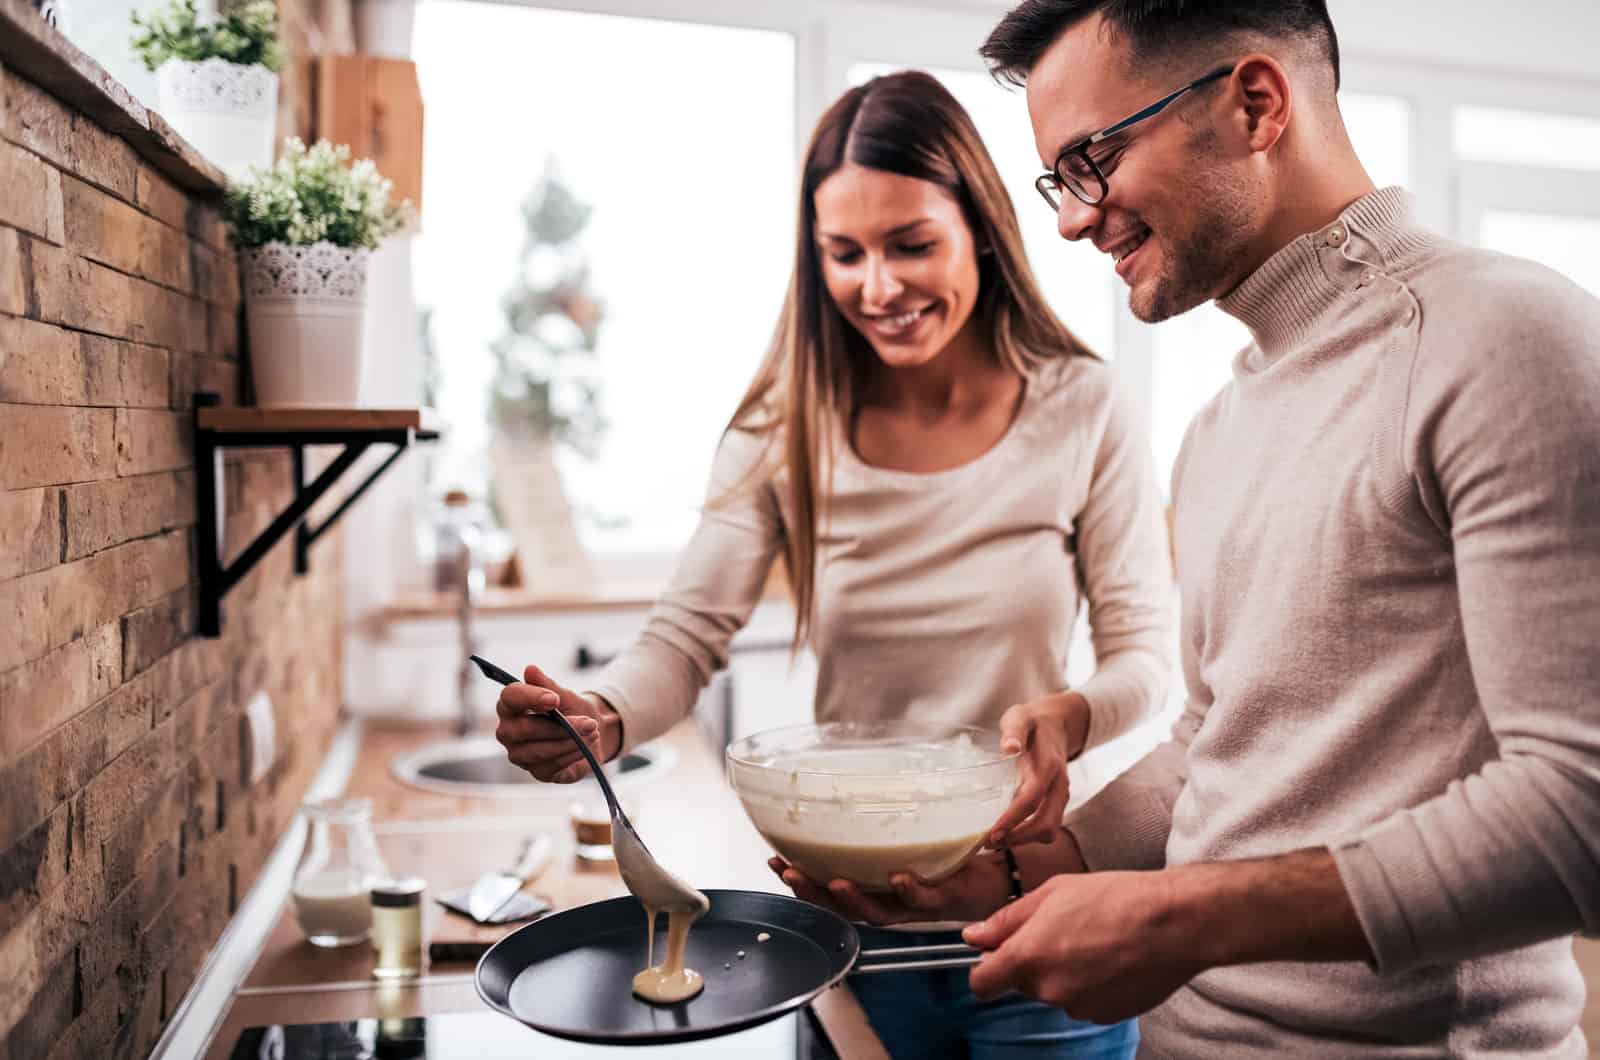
[452,525,485,737]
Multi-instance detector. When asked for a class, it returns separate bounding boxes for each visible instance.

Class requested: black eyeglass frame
[1035,64,1236,209]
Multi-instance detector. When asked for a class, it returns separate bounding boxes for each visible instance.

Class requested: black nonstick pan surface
[476,889,860,1045]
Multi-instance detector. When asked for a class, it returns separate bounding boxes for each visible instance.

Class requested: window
[1341,91,1413,190]
[850,63,1119,359]
[1479,212,1600,297]
[413,3,795,558]
[1454,105,1600,171]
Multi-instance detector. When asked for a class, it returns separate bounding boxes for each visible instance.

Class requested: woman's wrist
[1010,826,1088,889]
[1057,690,1092,759]
[583,692,625,761]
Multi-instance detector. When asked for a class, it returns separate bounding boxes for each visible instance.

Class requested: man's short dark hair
[981,0,1340,90]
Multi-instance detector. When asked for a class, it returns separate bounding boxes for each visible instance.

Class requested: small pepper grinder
[370,877,427,979]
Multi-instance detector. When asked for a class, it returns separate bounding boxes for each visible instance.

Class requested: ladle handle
[468,654,623,819]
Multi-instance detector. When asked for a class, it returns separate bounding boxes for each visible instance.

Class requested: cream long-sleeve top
[591,354,1174,758]
[1066,188,1600,1058]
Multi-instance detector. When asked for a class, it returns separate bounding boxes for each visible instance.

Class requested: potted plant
[130,0,283,179]
[225,138,408,407]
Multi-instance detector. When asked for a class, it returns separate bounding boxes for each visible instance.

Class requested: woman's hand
[986,691,1090,847]
[494,664,622,782]
[768,854,1011,926]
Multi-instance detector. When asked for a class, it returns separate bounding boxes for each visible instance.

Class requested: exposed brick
[192,353,240,406]
[0,487,59,580]
[186,200,228,252]
[63,470,190,561]
[0,941,74,1060]
[121,589,192,680]
[206,302,241,361]
[0,404,115,489]
[27,238,129,335]
[0,315,91,403]
[134,166,187,232]
[28,240,205,349]
[0,529,188,672]
[82,333,169,409]
[0,621,120,761]
[113,407,189,476]
[0,802,66,939]
[101,768,185,901]
[80,717,177,857]
[1,74,138,202]
[0,227,25,316]
[0,142,57,242]
[0,319,171,408]
[190,239,239,307]
[62,173,192,291]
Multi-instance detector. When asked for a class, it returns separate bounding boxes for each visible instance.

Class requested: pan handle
[852,942,983,975]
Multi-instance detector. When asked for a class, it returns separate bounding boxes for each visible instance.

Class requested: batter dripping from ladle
[613,800,710,1004]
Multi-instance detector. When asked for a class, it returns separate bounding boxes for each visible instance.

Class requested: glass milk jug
[290,797,389,947]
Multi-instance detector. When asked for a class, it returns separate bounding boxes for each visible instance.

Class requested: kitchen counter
[198,719,889,1059]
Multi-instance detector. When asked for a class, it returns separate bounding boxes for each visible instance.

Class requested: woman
[495,71,1173,1059]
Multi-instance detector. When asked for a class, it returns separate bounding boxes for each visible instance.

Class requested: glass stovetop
[228,1008,833,1059]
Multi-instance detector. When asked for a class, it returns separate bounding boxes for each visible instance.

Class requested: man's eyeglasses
[1035,65,1235,210]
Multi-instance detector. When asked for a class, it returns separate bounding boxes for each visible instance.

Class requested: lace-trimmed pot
[156,58,278,180]
[239,242,370,406]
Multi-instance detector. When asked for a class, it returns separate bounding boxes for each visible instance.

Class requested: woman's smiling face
[813,164,984,370]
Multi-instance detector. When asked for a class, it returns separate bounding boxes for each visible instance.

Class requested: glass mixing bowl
[725,721,1020,892]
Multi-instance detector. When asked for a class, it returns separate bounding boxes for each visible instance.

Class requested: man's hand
[987,692,1090,846]
[963,870,1203,1023]
[963,849,1370,1024]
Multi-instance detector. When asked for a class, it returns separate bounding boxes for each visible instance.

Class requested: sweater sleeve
[1329,267,1600,975]
[589,429,784,752]
[1073,378,1178,751]
[1064,621,1204,873]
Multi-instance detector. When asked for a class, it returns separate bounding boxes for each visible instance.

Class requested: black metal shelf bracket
[194,392,434,636]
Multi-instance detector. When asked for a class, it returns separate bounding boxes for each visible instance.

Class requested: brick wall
[0,59,345,1060]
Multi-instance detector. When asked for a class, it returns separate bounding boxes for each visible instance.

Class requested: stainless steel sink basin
[390,736,676,799]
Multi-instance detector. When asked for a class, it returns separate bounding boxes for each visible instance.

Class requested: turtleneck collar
[1217,186,1438,363]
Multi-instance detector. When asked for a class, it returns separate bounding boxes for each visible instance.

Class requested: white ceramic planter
[156,58,278,180]
[240,242,370,407]
[353,0,416,58]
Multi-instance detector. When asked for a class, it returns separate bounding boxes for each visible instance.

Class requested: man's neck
[1233,149,1380,295]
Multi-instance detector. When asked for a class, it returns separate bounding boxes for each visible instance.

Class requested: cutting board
[376,818,641,960]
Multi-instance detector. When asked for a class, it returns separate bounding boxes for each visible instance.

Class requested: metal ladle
[469,655,710,917]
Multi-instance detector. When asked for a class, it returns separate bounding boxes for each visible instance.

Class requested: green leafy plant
[224,138,410,249]
[130,0,285,74]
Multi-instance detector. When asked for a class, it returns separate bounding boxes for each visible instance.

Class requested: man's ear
[1230,54,1292,153]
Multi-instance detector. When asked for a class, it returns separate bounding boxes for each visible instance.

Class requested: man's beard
[1130,140,1255,323]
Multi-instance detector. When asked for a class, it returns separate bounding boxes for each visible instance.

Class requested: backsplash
[0,54,342,1060]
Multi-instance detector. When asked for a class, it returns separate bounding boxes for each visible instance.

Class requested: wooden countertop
[200,719,888,1059]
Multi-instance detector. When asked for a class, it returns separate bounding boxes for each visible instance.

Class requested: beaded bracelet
[1001,846,1024,901]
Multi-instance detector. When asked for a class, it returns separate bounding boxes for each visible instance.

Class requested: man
[959,1,1600,1056]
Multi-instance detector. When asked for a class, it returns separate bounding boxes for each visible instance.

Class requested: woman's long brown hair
[724,70,1098,645]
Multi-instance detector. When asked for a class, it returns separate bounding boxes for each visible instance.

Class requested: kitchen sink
[390,736,676,799]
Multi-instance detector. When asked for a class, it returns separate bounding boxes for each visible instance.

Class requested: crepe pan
[475,888,981,1045]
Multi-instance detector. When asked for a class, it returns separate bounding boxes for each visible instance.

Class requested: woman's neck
[866,318,1012,418]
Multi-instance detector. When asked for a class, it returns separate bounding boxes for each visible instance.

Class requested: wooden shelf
[197,405,441,437]
[193,394,440,636]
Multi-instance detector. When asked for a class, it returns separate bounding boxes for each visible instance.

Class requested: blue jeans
[850,929,1139,1060]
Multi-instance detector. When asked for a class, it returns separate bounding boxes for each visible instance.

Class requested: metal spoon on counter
[468,655,710,917]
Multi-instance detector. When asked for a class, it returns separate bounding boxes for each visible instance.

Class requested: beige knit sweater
[593,355,1174,761]
[1066,188,1600,1058]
